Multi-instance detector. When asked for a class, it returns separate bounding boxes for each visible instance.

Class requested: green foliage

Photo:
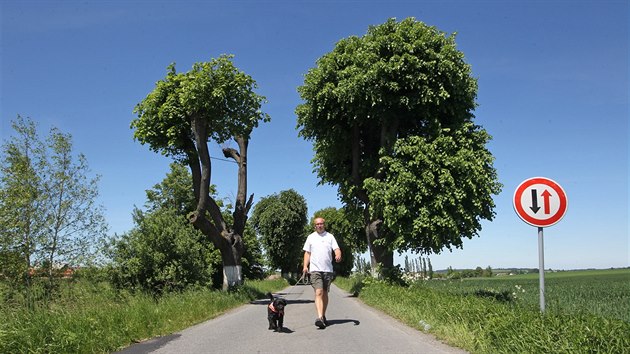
[131,55,269,289]
[375,263,408,287]
[108,163,265,293]
[109,208,216,295]
[144,162,204,215]
[108,163,219,294]
[240,221,266,281]
[131,55,269,160]
[0,116,47,287]
[0,250,25,288]
[41,127,108,275]
[250,189,307,274]
[296,17,501,272]
[353,256,372,276]
[365,124,501,254]
[0,116,108,298]
[334,273,367,297]
[483,266,493,277]
[296,17,481,203]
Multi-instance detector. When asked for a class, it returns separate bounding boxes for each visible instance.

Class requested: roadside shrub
[108,208,216,295]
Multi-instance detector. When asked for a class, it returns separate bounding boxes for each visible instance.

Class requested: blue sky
[1,0,627,270]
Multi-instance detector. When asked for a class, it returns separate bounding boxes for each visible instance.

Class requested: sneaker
[322,316,329,326]
[315,317,326,329]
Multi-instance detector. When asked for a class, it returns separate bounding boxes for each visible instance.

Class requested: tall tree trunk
[221,136,253,289]
[190,115,247,290]
[355,120,398,278]
[365,218,394,278]
[220,231,243,290]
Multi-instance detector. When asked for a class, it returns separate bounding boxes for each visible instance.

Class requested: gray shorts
[310,272,333,292]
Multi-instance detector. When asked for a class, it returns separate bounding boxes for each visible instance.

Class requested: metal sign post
[513,177,567,313]
[537,226,545,312]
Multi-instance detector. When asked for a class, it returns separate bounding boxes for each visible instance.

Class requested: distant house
[27,264,77,278]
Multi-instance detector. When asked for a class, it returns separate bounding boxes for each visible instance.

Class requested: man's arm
[303,251,310,274]
[334,248,342,263]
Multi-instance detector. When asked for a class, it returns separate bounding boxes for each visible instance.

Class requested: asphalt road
[116,283,467,354]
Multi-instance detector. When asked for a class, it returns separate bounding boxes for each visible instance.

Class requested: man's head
[314,217,326,234]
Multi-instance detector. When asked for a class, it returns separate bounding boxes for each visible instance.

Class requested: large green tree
[250,189,307,276]
[132,56,269,289]
[296,18,501,273]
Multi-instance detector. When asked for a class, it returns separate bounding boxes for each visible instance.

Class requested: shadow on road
[267,319,359,334]
[270,327,295,333]
[286,299,314,304]
[249,298,314,305]
[326,319,360,326]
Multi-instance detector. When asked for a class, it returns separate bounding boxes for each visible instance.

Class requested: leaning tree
[296,18,502,274]
[132,55,269,289]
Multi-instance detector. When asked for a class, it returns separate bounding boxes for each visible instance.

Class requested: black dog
[266,292,287,331]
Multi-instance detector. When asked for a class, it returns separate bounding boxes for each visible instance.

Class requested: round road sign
[513,177,568,227]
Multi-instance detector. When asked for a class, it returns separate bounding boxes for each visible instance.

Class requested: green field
[423,268,630,322]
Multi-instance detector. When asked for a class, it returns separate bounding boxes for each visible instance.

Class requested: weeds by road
[0,278,288,353]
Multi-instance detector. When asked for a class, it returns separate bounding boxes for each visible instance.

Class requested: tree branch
[191,114,211,212]
[245,193,254,215]
[185,147,201,202]
[222,147,241,164]
[231,136,249,236]
[190,114,227,234]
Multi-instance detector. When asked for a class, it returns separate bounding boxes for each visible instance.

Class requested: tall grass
[0,278,288,353]
[335,271,630,353]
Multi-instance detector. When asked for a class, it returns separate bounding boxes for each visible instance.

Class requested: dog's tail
[266,292,274,301]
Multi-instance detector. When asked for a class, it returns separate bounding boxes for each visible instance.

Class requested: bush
[108,209,216,295]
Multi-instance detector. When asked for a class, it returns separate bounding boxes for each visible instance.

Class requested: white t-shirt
[303,231,340,273]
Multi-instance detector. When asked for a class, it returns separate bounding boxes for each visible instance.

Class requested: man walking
[302,217,342,329]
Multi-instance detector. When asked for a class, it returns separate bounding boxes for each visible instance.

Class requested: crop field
[422,268,630,322]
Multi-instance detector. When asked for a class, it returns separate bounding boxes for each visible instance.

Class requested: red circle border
[513,177,568,228]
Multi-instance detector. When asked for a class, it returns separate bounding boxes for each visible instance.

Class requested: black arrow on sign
[530,189,540,213]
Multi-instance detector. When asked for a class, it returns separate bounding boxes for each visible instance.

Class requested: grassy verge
[334,276,630,353]
[0,278,288,354]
